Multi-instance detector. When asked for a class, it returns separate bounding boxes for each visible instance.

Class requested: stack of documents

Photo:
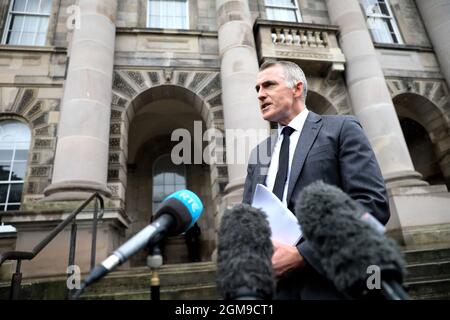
[251,184,302,246]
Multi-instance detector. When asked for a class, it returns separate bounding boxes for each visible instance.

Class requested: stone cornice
[0,45,67,53]
[374,43,434,52]
[116,27,218,38]
[253,19,340,32]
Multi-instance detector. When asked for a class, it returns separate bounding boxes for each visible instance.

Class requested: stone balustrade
[254,19,345,77]
[271,27,329,48]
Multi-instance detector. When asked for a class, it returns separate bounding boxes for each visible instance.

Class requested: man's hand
[272,240,305,279]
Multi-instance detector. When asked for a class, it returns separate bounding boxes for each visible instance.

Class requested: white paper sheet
[251,184,302,246]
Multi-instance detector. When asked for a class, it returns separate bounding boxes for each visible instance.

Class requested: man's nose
[257,88,266,100]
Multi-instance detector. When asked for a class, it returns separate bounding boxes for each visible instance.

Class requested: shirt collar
[277,107,309,137]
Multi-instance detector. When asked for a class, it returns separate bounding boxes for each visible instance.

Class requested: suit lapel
[286,112,323,202]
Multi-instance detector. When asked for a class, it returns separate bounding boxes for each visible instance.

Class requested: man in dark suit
[242,60,390,299]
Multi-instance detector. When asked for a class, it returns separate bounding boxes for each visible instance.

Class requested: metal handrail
[0,192,104,299]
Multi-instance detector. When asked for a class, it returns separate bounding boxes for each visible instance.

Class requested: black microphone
[216,204,275,300]
[79,189,203,291]
[295,181,409,300]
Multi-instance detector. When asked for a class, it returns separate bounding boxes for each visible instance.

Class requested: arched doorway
[393,93,450,189]
[306,91,338,115]
[399,117,446,186]
[125,86,216,266]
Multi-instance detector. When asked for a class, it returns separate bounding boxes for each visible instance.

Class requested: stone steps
[404,261,450,282]
[0,277,67,300]
[83,261,218,298]
[403,247,450,265]
[0,261,220,300]
[2,247,450,300]
[81,283,219,300]
[404,278,450,300]
[402,247,450,299]
[84,256,450,300]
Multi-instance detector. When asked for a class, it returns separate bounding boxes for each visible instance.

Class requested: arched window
[0,120,31,211]
[152,154,186,212]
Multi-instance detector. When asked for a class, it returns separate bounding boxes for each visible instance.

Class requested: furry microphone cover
[295,181,406,296]
[217,204,275,300]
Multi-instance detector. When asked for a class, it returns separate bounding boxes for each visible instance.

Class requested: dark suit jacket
[242,111,390,299]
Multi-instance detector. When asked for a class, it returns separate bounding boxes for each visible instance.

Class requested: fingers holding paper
[272,240,305,279]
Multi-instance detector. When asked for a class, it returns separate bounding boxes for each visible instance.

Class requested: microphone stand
[381,280,410,300]
[147,244,163,300]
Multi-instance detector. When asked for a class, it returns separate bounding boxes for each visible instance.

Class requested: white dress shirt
[265,108,309,207]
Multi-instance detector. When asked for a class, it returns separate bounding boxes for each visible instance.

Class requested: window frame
[151,153,187,213]
[146,0,190,30]
[1,0,51,46]
[362,0,403,44]
[264,0,302,23]
[0,119,31,212]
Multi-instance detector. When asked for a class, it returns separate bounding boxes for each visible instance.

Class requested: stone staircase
[0,261,219,300]
[81,262,219,300]
[1,247,450,300]
[403,246,450,300]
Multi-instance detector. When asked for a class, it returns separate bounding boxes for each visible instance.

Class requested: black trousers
[275,263,347,300]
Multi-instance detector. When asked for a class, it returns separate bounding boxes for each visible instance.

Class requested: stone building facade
[0,0,449,278]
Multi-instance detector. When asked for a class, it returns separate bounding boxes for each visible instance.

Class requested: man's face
[255,65,302,125]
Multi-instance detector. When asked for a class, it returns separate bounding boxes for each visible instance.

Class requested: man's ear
[294,81,303,98]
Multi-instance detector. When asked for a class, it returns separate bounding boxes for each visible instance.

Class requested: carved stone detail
[148,72,160,85]
[200,74,221,98]
[113,72,137,98]
[30,166,50,177]
[26,101,43,118]
[188,73,209,92]
[126,71,146,89]
[111,109,123,120]
[15,89,36,114]
[163,68,173,83]
[208,94,222,107]
[177,72,188,86]
[34,139,53,149]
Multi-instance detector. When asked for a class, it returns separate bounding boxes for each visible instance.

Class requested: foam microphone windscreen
[217,204,275,300]
[295,181,406,297]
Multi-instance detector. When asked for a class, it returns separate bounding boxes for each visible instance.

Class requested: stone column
[416,0,450,89]
[216,0,269,206]
[326,0,425,189]
[44,0,117,200]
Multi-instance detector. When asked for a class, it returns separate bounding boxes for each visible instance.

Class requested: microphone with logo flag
[73,189,203,298]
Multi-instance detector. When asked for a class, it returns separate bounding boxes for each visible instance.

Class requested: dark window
[152,154,186,212]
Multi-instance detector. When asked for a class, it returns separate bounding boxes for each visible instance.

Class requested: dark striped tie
[272,126,295,201]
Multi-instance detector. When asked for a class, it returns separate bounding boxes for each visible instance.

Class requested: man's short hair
[259,60,308,102]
